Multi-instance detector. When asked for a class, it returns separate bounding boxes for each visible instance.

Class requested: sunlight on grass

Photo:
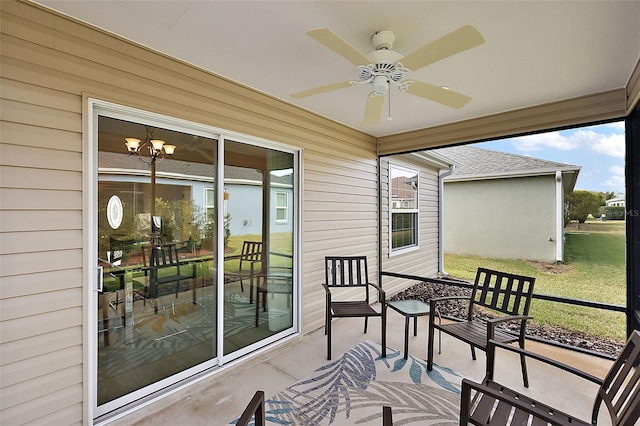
[444,220,627,342]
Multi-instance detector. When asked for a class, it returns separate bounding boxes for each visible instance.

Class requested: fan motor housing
[371,30,396,50]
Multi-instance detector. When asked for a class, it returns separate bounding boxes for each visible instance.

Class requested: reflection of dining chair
[139,243,196,313]
[224,241,264,303]
[253,269,293,327]
[323,256,387,360]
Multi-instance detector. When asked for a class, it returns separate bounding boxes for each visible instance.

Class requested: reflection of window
[276,192,288,222]
[390,165,419,252]
[205,188,215,222]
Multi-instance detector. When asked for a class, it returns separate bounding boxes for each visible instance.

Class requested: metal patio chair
[323,256,387,360]
[428,267,536,387]
[460,330,640,425]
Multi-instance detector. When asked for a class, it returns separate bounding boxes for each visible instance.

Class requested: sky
[475,121,626,196]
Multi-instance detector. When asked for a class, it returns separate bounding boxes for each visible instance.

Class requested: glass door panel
[223,141,295,355]
[96,116,217,407]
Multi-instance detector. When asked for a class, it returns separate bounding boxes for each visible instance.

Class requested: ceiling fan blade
[291,81,352,99]
[404,81,471,109]
[306,28,371,66]
[363,94,385,125]
[401,25,484,72]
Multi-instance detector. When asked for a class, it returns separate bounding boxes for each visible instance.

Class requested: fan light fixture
[124,126,176,165]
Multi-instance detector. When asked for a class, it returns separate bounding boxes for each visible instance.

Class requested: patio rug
[230,340,463,425]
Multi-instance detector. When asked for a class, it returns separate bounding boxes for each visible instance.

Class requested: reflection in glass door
[96,116,217,408]
[222,141,295,356]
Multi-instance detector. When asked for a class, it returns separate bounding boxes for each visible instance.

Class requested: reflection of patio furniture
[387,299,432,360]
[427,267,536,387]
[253,271,293,327]
[140,243,197,313]
[323,256,387,360]
[460,330,640,425]
[109,234,137,262]
[224,241,264,302]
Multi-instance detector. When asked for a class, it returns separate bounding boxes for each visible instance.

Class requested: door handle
[97,266,103,292]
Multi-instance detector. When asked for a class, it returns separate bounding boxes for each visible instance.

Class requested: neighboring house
[606,196,626,207]
[99,153,294,243]
[433,145,581,263]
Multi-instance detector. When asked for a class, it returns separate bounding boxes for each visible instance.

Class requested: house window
[205,188,215,222]
[276,191,288,222]
[390,165,419,252]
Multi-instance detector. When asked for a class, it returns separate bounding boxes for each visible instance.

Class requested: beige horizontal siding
[0,210,83,232]
[0,1,378,423]
[1,121,82,151]
[1,250,83,277]
[1,269,83,299]
[380,155,441,297]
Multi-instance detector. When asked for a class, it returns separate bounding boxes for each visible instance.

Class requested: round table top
[387,299,430,315]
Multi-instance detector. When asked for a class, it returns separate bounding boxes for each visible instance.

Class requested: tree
[565,190,605,223]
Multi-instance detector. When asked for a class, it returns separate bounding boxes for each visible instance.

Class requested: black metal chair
[382,406,393,425]
[460,330,640,425]
[427,267,535,387]
[236,390,265,426]
[323,256,387,360]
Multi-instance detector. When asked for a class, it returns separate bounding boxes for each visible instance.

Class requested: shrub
[598,206,626,220]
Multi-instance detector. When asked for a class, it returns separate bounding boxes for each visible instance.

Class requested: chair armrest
[321,283,332,295]
[461,378,574,425]
[367,282,386,303]
[486,315,533,344]
[487,339,603,385]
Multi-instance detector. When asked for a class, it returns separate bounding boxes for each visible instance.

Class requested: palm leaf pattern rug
[230,341,462,425]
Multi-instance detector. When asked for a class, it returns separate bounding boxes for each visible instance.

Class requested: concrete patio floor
[108,306,615,425]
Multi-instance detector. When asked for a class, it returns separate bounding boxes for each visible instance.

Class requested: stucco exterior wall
[442,175,558,263]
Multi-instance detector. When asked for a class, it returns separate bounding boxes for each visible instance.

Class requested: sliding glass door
[96,115,218,410]
[92,102,298,417]
[222,141,295,356]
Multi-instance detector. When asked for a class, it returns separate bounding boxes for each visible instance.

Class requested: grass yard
[444,220,627,342]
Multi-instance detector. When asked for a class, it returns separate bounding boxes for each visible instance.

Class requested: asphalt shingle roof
[432,145,580,179]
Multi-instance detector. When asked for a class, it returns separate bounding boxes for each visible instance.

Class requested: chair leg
[327,317,332,360]
[427,312,435,371]
[363,316,368,333]
[519,341,529,388]
[381,310,387,358]
[470,345,477,360]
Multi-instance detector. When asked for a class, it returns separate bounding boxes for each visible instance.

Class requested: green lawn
[444,220,627,342]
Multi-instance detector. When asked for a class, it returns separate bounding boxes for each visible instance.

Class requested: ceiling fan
[291,25,485,124]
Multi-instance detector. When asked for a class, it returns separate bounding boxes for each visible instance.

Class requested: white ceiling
[35,1,640,138]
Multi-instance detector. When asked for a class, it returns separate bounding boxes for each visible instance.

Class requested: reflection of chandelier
[124,126,175,165]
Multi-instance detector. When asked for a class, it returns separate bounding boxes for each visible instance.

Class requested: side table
[387,299,431,360]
